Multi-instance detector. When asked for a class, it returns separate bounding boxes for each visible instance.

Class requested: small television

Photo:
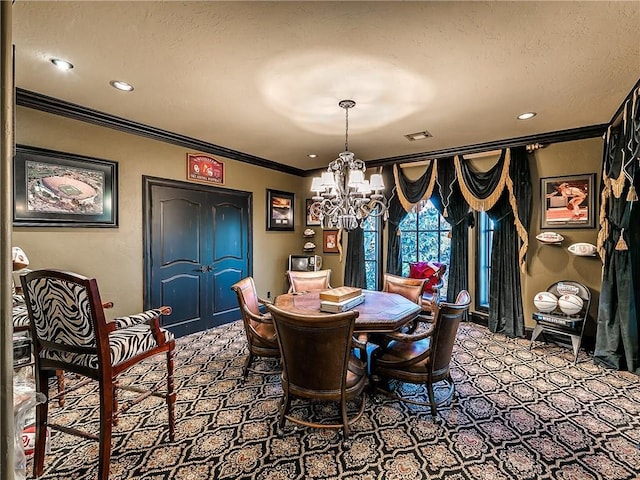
[288,254,322,272]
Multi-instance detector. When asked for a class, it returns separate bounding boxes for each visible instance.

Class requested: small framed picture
[540,173,596,229]
[306,199,321,226]
[266,189,295,231]
[323,229,339,253]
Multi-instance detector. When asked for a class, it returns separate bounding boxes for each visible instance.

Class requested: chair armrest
[258,296,273,305]
[112,306,172,330]
[385,324,434,342]
[242,304,273,324]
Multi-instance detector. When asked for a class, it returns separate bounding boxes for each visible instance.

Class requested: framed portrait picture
[266,189,295,231]
[13,145,118,227]
[305,198,321,226]
[540,173,596,229]
[323,229,339,254]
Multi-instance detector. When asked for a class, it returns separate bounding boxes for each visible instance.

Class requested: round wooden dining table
[273,289,421,333]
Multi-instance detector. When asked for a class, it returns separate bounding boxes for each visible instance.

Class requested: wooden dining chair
[231,276,280,378]
[286,269,332,293]
[21,269,176,480]
[371,290,471,418]
[265,303,368,444]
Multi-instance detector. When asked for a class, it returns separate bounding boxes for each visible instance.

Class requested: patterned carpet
[24,321,640,480]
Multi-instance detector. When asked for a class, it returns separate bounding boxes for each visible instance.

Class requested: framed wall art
[323,229,339,254]
[186,153,224,185]
[13,145,118,227]
[305,198,321,226]
[266,189,294,231]
[540,173,596,229]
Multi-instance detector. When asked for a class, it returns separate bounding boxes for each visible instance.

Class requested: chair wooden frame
[21,269,176,480]
[231,276,280,378]
[286,269,331,293]
[265,303,368,441]
[371,290,471,417]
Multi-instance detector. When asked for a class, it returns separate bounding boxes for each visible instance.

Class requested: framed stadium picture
[13,145,119,227]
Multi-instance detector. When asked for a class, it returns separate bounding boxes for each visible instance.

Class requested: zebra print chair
[21,269,176,480]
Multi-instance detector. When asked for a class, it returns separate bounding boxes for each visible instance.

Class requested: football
[533,291,558,313]
[568,242,597,256]
[536,232,564,244]
[558,294,584,315]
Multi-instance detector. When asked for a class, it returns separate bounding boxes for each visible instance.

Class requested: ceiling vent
[404,130,432,141]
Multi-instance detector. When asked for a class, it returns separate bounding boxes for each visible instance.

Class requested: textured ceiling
[12,1,640,171]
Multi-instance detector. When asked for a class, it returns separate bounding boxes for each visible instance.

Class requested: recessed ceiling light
[50,58,74,71]
[517,112,536,120]
[404,130,432,141]
[307,154,317,158]
[109,80,134,92]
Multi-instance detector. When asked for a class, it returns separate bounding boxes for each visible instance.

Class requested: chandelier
[309,100,388,231]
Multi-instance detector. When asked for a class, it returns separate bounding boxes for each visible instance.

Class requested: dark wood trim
[16,88,305,177]
[365,124,607,168]
[18,87,608,175]
[608,78,640,127]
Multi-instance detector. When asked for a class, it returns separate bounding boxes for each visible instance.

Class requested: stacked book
[319,287,365,313]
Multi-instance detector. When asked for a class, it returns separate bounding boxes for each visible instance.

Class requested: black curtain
[594,91,640,374]
[344,227,366,288]
[430,157,471,303]
[457,148,531,337]
[384,162,436,275]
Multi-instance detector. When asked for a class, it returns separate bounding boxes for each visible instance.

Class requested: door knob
[198,266,209,273]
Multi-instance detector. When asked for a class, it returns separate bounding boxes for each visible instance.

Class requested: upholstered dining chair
[21,269,176,480]
[264,303,368,443]
[382,273,428,305]
[286,269,331,293]
[382,273,432,333]
[371,290,471,418]
[231,276,280,378]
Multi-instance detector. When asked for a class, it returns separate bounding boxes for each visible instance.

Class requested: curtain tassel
[615,228,628,251]
[442,206,448,218]
[626,184,638,202]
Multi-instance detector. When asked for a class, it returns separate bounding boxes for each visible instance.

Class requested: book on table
[320,293,366,313]
[319,286,362,303]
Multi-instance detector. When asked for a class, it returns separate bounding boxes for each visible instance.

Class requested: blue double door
[144,177,252,337]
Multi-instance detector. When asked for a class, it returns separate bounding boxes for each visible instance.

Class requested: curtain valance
[393,160,437,212]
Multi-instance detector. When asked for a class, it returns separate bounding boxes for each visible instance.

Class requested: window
[363,214,381,290]
[476,210,494,310]
[398,200,451,295]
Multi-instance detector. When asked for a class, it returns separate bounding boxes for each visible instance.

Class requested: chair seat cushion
[249,320,277,347]
[40,324,174,369]
[12,304,30,329]
[377,338,431,373]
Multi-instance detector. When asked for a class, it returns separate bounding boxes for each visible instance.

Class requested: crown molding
[18,88,607,176]
[16,88,305,177]
[365,124,607,168]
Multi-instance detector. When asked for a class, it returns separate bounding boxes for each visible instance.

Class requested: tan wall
[524,138,603,329]
[15,107,604,331]
[13,107,306,318]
